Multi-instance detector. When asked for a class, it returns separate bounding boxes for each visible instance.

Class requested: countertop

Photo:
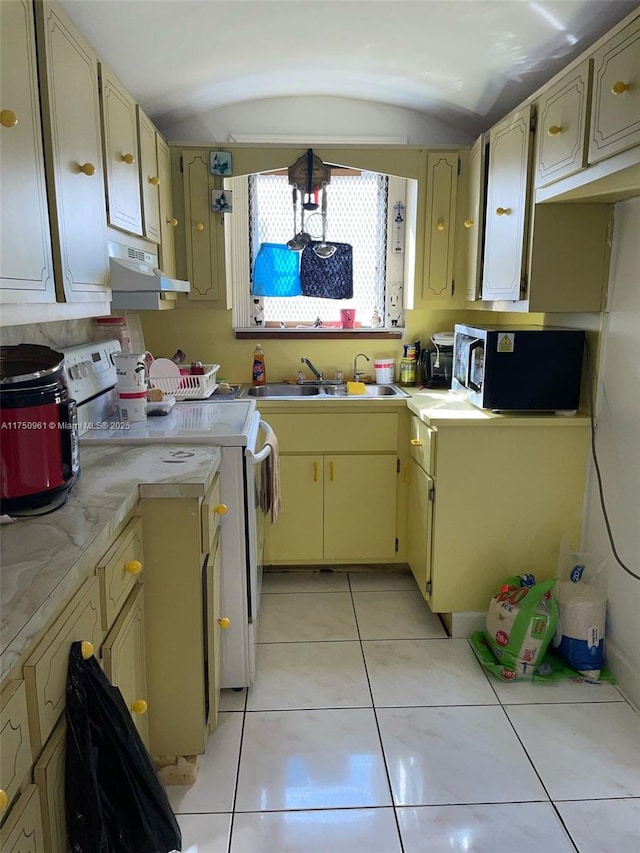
[0,443,221,680]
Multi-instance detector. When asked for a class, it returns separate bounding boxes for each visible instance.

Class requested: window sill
[235,328,404,340]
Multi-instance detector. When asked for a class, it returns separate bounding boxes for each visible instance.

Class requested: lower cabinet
[34,721,66,853]
[264,412,399,565]
[0,784,45,852]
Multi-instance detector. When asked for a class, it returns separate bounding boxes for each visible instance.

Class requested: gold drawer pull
[130,699,148,715]
[149,175,160,185]
[547,124,563,136]
[125,559,143,575]
[410,438,423,446]
[0,109,18,128]
[496,207,511,216]
[436,218,445,232]
[218,617,231,629]
[81,641,94,659]
[121,153,135,165]
[166,217,178,227]
[195,222,205,232]
[611,81,629,95]
[463,218,474,229]
[0,789,8,813]
[214,503,228,515]
[78,162,96,176]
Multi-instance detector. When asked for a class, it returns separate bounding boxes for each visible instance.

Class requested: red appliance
[0,344,79,514]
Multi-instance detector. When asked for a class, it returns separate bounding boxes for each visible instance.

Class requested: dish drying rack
[148,364,220,399]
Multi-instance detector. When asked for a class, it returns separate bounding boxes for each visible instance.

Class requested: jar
[93,317,133,352]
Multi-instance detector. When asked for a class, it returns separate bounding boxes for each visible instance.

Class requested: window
[227,169,410,331]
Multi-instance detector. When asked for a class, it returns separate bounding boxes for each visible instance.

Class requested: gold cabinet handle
[78,162,96,176]
[0,109,18,128]
[329,461,335,481]
[121,153,136,164]
[195,222,205,232]
[496,207,511,216]
[166,217,178,227]
[214,503,228,515]
[148,175,160,185]
[463,218,474,229]
[436,218,445,232]
[410,438,423,446]
[218,617,231,629]
[313,462,318,482]
[547,124,563,136]
[125,559,143,575]
[130,699,148,715]
[611,81,630,95]
[81,641,94,659]
[0,789,8,813]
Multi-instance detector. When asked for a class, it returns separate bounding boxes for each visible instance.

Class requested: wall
[160,96,475,147]
[0,319,96,350]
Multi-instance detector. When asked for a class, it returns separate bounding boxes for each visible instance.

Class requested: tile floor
[167,570,640,852]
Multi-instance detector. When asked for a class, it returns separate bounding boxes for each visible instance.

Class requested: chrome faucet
[300,357,323,382]
[353,352,370,382]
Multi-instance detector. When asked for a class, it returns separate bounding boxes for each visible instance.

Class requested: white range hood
[108,240,190,309]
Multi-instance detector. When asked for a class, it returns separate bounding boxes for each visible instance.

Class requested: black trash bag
[65,641,182,853]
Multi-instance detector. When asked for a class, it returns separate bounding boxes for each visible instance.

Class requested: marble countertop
[0,443,221,681]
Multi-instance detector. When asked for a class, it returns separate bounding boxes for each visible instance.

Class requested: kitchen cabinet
[182,148,227,303]
[589,16,640,165]
[0,784,45,853]
[535,59,592,188]
[420,152,459,302]
[34,0,110,303]
[0,0,55,306]
[157,134,178,277]
[33,720,66,853]
[264,413,399,564]
[405,413,590,614]
[0,680,32,825]
[137,106,162,243]
[462,135,486,301]
[99,62,143,237]
[205,530,223,732]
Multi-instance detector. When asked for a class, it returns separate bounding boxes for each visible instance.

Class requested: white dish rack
[148,364,220,399]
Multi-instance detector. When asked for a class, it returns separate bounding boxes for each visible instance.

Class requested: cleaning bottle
[252,344,266,386]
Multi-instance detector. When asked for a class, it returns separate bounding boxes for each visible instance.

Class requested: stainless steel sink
[240,383,408,400]
[244,384,321,397]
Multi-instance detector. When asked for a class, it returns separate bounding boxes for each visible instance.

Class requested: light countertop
[0,443,221,680]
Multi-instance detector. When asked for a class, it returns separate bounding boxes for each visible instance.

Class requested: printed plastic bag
[471,575,558,681]
[552,540,607,679]
[65,642,182,853]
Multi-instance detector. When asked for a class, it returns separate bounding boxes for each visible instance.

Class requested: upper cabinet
[99,63,143,236]
[589,16,640,164]
[156,135,178,277]
[462,136,486,301]
[34,0,110,303]
[137,107,162,244]
[420,152,458,302]
[0,0,55,304]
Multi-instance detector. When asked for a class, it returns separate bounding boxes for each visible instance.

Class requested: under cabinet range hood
[108,241,190,310]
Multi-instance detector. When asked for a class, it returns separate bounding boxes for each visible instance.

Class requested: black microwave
[452,324,585,412]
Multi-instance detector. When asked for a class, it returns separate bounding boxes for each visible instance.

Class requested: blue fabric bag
[252,243,301,297]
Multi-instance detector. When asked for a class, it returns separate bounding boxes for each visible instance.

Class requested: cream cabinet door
[0,0,55,304]
[34,721,66,853]
[421,152,458,301]
[264,455,324,563]
[482,105,534,302]
[589,16,640,164]
[406,460,434,599]
[0,680,32,822]
[102,585,149,748]
[183,149,226,302]
[462,136,485,301]
[137,107,161,243]
[535,59,592,187]
[99,62,142,236]
[157,135,177,277]
[324,455,397,561]
[34,0,109,302]
[0,785,45,853]
[205,532,223,731]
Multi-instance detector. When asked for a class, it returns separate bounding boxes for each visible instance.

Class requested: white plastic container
[374,358,395,384]
[117,385,147,422]
[113,352,147,388]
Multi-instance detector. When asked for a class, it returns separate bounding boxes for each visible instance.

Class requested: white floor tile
[219,688,246,712]
[177,813,231,853]
[262,570,350,593]
[248,642,371,710]
[235,708,392,812]
[352,590,447,640]
[378,706,547,806]
[490,675,624,705]
[397,803,575,852]
[506,702,640,800]
[167,714,243,814]
[230,808,402,852]
[556,798,640,852]
[258,592,358,642]
[363,639,498,707]
[348,570,418,591]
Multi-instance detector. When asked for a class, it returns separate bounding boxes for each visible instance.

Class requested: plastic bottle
[252,345,266,386]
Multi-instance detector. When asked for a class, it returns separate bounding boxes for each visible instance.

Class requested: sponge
[346,381,367,395]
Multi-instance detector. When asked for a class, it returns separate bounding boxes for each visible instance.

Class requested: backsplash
[1,319,96,350]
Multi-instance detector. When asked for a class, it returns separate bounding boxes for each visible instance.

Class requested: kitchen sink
[239,383,409,400]
[245,384,321,397]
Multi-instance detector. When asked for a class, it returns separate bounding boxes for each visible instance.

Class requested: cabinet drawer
[409,417,436,475]
[267,413,398,453]
[0,680,32,822]
[0,784,45,852]
[96,517,144,631]
[201,474,224,556]
[589,17,640,164]
[34,720,66,853]
[24,576,103,754]
[535,59,592,187]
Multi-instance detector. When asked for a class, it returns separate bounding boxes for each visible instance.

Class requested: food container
[113,352,146,387]
[148,363,220,399]
[374,358,394,384]
[117,386,147,422]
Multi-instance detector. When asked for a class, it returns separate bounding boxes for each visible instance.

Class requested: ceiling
[60,0,638,137]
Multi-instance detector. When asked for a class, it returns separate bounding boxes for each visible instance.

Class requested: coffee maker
[418,332,454,389]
